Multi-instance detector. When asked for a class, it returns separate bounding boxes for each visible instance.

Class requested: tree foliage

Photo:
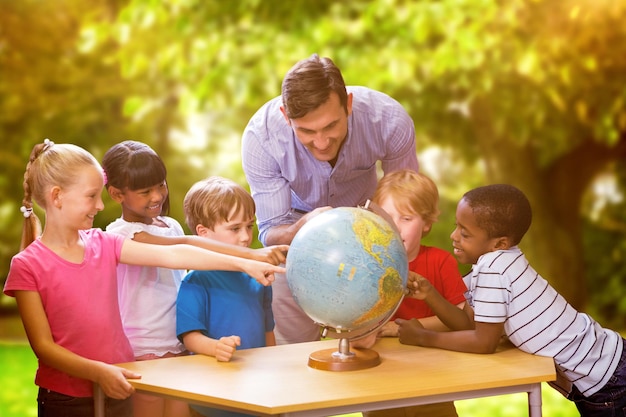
[1,0,625,325]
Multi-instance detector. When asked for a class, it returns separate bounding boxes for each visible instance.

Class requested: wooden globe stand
[308,337,381,371]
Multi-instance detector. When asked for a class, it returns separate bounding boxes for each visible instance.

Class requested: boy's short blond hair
[372,169,440,226]
[183,176,256,233]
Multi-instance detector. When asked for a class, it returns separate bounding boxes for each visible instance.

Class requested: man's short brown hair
[281,54,348,119]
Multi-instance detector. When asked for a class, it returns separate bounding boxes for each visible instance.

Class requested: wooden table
[94,338,555,417]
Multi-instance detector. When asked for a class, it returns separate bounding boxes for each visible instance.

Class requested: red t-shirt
[393,245,467,320]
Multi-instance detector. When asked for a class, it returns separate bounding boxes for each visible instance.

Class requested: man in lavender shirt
[242,54,419,344]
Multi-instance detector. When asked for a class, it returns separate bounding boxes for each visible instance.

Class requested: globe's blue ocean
[286,207,408,336]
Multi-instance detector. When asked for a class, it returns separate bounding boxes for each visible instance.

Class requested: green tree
[105,0,626,311]
[0,0,130,286]
[406,0,626,311]
[2,0,625,322]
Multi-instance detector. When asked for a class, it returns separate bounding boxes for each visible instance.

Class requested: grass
[0,342,579,417]
[0,342,38,417]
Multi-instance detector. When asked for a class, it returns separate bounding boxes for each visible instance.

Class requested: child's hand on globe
[251,244,289,265]
[406,272,433,300]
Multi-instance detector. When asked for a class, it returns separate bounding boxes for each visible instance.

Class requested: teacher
[242,54,419,344]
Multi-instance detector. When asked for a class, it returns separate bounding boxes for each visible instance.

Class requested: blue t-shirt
[176,270,274,417]
[176,270,273,349]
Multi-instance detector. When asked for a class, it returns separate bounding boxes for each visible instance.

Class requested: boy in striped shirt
[396,184,626,416]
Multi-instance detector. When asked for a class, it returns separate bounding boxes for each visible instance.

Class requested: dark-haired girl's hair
[102,140,170,215]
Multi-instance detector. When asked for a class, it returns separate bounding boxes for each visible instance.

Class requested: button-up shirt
[242,86,419,245]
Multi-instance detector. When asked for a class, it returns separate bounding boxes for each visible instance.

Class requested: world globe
[285,206,408,370]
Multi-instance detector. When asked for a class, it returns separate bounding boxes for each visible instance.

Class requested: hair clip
[43,138,54,149]
[20,206,33,218]
[102,169,108,185]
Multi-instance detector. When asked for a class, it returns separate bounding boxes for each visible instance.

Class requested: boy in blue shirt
[176,177,275,416]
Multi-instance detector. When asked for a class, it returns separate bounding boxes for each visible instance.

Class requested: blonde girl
[3,140,284,417]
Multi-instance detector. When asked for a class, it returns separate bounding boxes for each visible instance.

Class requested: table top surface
[117,338,556,415]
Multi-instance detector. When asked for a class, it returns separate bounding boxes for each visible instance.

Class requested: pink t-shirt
[3,228,133,397]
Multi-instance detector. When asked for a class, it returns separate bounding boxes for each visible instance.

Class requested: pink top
[4,229,133,397]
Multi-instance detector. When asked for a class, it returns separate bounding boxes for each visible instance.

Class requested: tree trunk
[470,99,588,309]
[485,142,589,309]
[469,92,626,310]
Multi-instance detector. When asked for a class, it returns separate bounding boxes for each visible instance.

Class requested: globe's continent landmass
[353,267,404,327]
[350,212,404,327]
[351,214,395,265]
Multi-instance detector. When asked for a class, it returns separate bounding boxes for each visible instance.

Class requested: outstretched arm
[131,231,289,266]
[264,206,333,246]
[120,240,285,286]
[15,291,141,399]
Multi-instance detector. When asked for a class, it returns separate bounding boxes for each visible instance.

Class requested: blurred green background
[1,0,625,415]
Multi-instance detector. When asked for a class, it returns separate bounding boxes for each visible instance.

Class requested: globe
[286,206,408,370]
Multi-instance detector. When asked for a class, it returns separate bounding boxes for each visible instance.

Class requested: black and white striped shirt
[464,247,623,397]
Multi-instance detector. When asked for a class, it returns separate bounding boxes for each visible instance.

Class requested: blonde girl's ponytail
[19,141,47,251]
[19,201,42,251]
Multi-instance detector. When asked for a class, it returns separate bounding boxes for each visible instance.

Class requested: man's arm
[241,125,296,246]
[264,224,301,247]
[264,206,332,246]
